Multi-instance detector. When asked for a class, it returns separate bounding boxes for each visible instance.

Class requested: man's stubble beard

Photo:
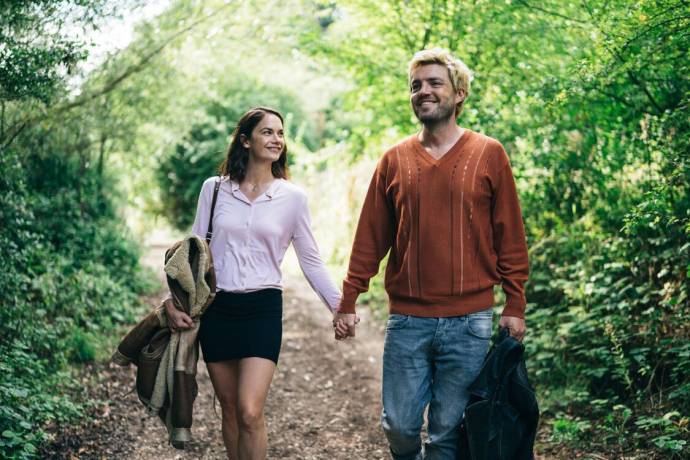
[412,99,457,126]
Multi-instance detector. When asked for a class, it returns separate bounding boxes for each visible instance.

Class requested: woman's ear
[240,134,250,149]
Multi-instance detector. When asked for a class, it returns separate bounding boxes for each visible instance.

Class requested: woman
[164,107,342,460]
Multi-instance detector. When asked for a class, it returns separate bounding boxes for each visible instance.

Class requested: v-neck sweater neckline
[411,129,473,165]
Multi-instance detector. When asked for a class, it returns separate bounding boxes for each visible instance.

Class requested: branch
[592,88,637,110]
[644,358,663,396]
[2,2,235,147]
[56,5,233,114]
[514,0,589,25]
[421,0,440,49]
[392,2,417,54]
[626,70,664,114]
[580,1,666,115]
[594,28,665,115]
[447,0,463,51]
[97,133,107,176]
[0,121,26,151]
[620,14,690,54]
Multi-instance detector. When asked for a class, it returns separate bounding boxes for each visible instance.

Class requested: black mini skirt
[199,289,283,364]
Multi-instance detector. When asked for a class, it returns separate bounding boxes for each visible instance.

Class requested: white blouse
[191,176,341,312]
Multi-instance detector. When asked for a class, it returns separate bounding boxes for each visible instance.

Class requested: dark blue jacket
[457,328,539,460]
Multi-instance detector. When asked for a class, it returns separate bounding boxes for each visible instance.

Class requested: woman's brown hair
[218,107,289,182]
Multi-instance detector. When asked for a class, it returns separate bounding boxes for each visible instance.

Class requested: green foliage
[157,119,226,231]
[518,6,690,453]
[550,416,591,444]
[0,0,109,103]
[0,68,151,457]
[2,0,686,457]
[156,74,313,231]
[0,342,85,460]
[301,0,690,457]
[0,119,156,459]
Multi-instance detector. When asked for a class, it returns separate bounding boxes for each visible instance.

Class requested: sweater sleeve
[291,192,342,313]
[338,158,395,314]
[491,148,529,318]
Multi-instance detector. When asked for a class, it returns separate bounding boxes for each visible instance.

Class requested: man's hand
[332,312,359,340]
[164,298,194,331]
[498,315,526,341]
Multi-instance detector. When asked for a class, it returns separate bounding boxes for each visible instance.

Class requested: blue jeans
[381,309,493,460]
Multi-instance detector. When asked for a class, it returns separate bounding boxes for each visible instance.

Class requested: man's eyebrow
[412,77,444,83]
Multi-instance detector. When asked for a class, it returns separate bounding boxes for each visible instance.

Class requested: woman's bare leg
[207,360,240,460]
[236,357,276,460]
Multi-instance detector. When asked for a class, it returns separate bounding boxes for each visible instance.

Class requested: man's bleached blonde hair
[408,48,473,116]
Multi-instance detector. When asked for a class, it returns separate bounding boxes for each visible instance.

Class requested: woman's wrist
[164,298,176,314]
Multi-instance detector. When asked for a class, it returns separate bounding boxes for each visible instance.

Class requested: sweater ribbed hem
[388,289,495,317]
[338,288,528,319]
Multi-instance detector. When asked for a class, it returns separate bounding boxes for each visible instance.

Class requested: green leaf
[10,388,28,398]
[662,411,680,420]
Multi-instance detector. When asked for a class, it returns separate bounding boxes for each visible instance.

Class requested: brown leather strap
[206,177,221,244]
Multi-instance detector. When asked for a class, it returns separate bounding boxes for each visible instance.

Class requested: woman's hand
[332,311,359,340]
[164,298,194,331]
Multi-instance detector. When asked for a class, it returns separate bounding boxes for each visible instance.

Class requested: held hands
[332,312,360,341]
[498,315,526,342]
[164,298,194,331]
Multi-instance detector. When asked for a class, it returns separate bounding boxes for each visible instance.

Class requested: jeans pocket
[386,314,410,331]
[467,309,493,339]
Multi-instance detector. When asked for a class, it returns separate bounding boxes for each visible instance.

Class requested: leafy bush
[0,146,156,459]
[524,108,689,455]
[0,2,157,457]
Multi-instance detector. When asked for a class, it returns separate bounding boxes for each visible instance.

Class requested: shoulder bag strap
[205,177,221,244]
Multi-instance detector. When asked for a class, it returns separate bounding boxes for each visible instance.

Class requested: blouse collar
[228,178,282,202]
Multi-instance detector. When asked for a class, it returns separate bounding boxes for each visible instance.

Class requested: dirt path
[45,242,389,459]
[116,276,388,459]
[44,242,562,459]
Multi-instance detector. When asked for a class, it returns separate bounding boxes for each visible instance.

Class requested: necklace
[247,179,271,193]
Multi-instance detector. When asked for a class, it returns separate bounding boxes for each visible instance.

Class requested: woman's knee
[216,393,238,417]
[237,403,264,431]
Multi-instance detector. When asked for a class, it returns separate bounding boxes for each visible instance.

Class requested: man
[333,48,529,460]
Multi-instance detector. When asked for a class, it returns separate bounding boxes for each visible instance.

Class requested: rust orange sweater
[338,130,529,319]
